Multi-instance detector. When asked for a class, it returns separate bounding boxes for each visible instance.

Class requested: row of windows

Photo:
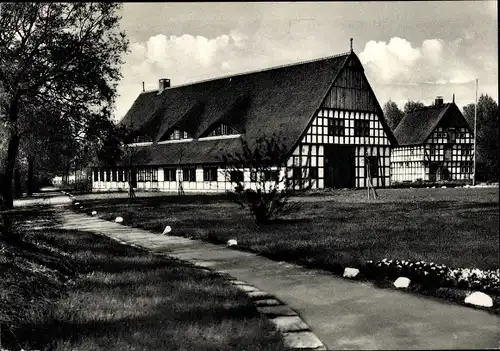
[137,168,158,182]
[427,144,473,157]
[94,168,129,182]
[167,129,190,140]
[210,124,238,137]
[95,167,283,183]
[158,123,240,143]
[317,109,378,121]
[326,119,370,137]
[429,127,473,144]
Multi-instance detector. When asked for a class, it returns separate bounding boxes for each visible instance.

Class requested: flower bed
[363,258,499,296]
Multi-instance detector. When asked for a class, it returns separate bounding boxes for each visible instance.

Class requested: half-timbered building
[390,97,474,183]
[92,46,397,193]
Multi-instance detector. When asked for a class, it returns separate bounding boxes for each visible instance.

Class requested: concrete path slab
[51,203,500,350]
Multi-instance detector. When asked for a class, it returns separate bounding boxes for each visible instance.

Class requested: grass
[79,187,499,272]
[73,187,499,313]
[0,206,286,351]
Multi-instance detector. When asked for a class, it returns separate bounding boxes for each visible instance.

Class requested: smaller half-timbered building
[390,97,474,183]
[92,47,397,193]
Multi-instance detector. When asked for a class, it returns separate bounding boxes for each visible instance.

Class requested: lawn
[78,187,499,273]
[0,206,286,351]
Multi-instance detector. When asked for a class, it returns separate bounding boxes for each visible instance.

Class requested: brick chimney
[158,78,170,94]
[434,96,444,106]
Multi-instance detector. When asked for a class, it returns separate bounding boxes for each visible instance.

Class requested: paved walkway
[14,191,500,350]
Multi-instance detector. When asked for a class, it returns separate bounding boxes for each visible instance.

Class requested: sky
[115,1,498,122]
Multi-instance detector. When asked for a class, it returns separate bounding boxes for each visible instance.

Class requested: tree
[0,3,129,209]
[96,121,139,199]
[463,94,499,182]
[221,134,309,224]
[404,100,425,113]
[383,100,405,131]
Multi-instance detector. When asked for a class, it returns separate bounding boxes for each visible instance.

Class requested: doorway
[429,163,439,182]
[324,145,355,188]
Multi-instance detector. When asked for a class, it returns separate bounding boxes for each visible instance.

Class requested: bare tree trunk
[1,98,20,209]
[1,133,20,209]
[14,162,21,199]
[27,155,35,195]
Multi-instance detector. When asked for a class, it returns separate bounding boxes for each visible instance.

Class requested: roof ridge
[409,102,451,113]
[144,52,352,92]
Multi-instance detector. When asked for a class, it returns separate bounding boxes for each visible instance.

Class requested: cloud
[114,30,497,121]
[114,28,328,121]
[115,33,238,120]
[359,37,477,86]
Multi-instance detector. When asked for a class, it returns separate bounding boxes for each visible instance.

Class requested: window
[93,169,98,181]
[461,163,472,174]
[262,169,279,182]
[112,168,117,181]
[250,169,258,182]
[168,129,189,140]
[444,146,452,161]
[164,168,176,181]
[365,156,379,178]
[183,167,196,182]
[148,167,158,182]
[230,170,244,183]
[447,129,456,143]
[210,124,237,136]
[100,169,104,182]
[461,144,472,156]
[105,169,111,182]
[143,167,158,182]
[118,169,124,182]
[137,168,146,182]
[124,168,128,182]
[429,145,436,156]
[203,167,218,181]
[328,119,345,136]
[134,134,152,143]
[354,120,370,137]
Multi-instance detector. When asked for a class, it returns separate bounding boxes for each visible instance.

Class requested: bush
[222,134,307,224]
[230,186,298,224]
[363,258,500,295]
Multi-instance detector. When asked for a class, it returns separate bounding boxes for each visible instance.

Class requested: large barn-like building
[91,47,398,193]
[390,97,474,183]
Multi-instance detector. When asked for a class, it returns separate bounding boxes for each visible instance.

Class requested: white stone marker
[343,267,359,278]
[91,211,97,216]
[115,216,124,223]
[227,239,237,247]
[464,291,493,307]
[394,277,411,288]
[162,225,172,235]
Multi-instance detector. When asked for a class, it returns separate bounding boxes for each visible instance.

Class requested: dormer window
[210,124,238,137]
[167,129,189,140]
[133,134,152,143]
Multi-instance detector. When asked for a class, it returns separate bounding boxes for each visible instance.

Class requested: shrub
[222,134,308,224]
[364,258,499,295]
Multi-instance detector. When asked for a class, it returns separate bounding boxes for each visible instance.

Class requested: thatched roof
[129,138,244,166]
[394,102,471,146]
[119,52,393,166]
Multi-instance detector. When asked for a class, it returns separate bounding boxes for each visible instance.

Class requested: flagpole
[473,78,478,186]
